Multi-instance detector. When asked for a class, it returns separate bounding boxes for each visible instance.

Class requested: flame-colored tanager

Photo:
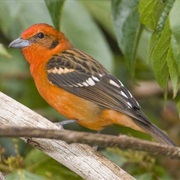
[9,23,175,146]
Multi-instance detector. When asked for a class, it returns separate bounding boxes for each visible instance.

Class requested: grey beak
[9,37,30,49]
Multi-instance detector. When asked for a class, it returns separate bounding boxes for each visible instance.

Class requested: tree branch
[0,92,134,179]
[0,127,179,159]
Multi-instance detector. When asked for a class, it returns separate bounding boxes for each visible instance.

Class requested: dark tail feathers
[135,120,176,146]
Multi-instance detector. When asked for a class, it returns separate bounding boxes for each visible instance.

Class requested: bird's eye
[37,32,44,39]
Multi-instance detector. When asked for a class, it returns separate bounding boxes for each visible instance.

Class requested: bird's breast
[31,63,103,127]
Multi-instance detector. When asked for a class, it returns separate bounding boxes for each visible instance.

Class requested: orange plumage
[9,23,175,146]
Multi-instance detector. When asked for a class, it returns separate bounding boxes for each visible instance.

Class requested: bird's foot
[55,119,76,129]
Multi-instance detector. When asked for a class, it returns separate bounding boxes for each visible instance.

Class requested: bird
[9,23,175,146]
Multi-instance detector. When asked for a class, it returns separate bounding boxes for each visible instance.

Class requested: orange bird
[9,23,175,146]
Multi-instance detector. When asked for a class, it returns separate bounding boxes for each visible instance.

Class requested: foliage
[139,0,179,98]
[112,0,141,71]
[45,0,65,30]
[0,0,179,179]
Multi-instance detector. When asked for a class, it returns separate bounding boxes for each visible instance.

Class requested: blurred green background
[0,0,179,179]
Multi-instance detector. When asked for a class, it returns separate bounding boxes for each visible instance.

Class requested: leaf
[166,45,179,97]
[136,29,152,63]
[0,44,11,58]
[138,0,167,30]
[5,170,45,180]
[169,0,180,74]
[151,19,170,90]
[81,0,114,38]
[112,0,141,69]
[143,0,177,95]
[61,0,113,71]
[155,0,174,35]
[44,0,65,30]
[141,0,173,59]
[177,100,180,117]
[0,0,52,40]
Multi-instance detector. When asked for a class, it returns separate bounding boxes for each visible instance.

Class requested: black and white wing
[46,48,147,122]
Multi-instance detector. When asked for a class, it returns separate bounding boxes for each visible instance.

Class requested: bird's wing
[46,47,150,125]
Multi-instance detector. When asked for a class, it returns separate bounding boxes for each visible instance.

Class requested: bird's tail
[135,120,176,146]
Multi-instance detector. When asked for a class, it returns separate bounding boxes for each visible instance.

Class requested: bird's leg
[55,119,76,129]
[92,130,102,150]
[56,120,100,150]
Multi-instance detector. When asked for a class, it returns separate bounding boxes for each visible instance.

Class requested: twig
[0,127,179,159]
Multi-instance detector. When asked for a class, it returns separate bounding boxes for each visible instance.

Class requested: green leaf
[0,0,52,40]
[81,0,114,38]
[44,0,65,30]
[146,0,178,96]
[61,0,113,71]
[139,0,174,60]
[166,46,179,97]
[0,44,11,58]
[5,170,45,180]
[169,0,180,74]
[136,29,152,62]
[152,19,170,90]
[112,0,141,69]
[155,0,174,35]
[138,0,167,30]
[177,100,180,117]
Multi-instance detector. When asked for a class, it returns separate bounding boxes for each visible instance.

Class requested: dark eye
[37,32,44,39]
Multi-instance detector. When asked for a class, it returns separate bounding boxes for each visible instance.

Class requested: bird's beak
[9,37,30,49]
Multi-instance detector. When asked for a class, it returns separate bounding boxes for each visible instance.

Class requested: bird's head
[9,23,73,64]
